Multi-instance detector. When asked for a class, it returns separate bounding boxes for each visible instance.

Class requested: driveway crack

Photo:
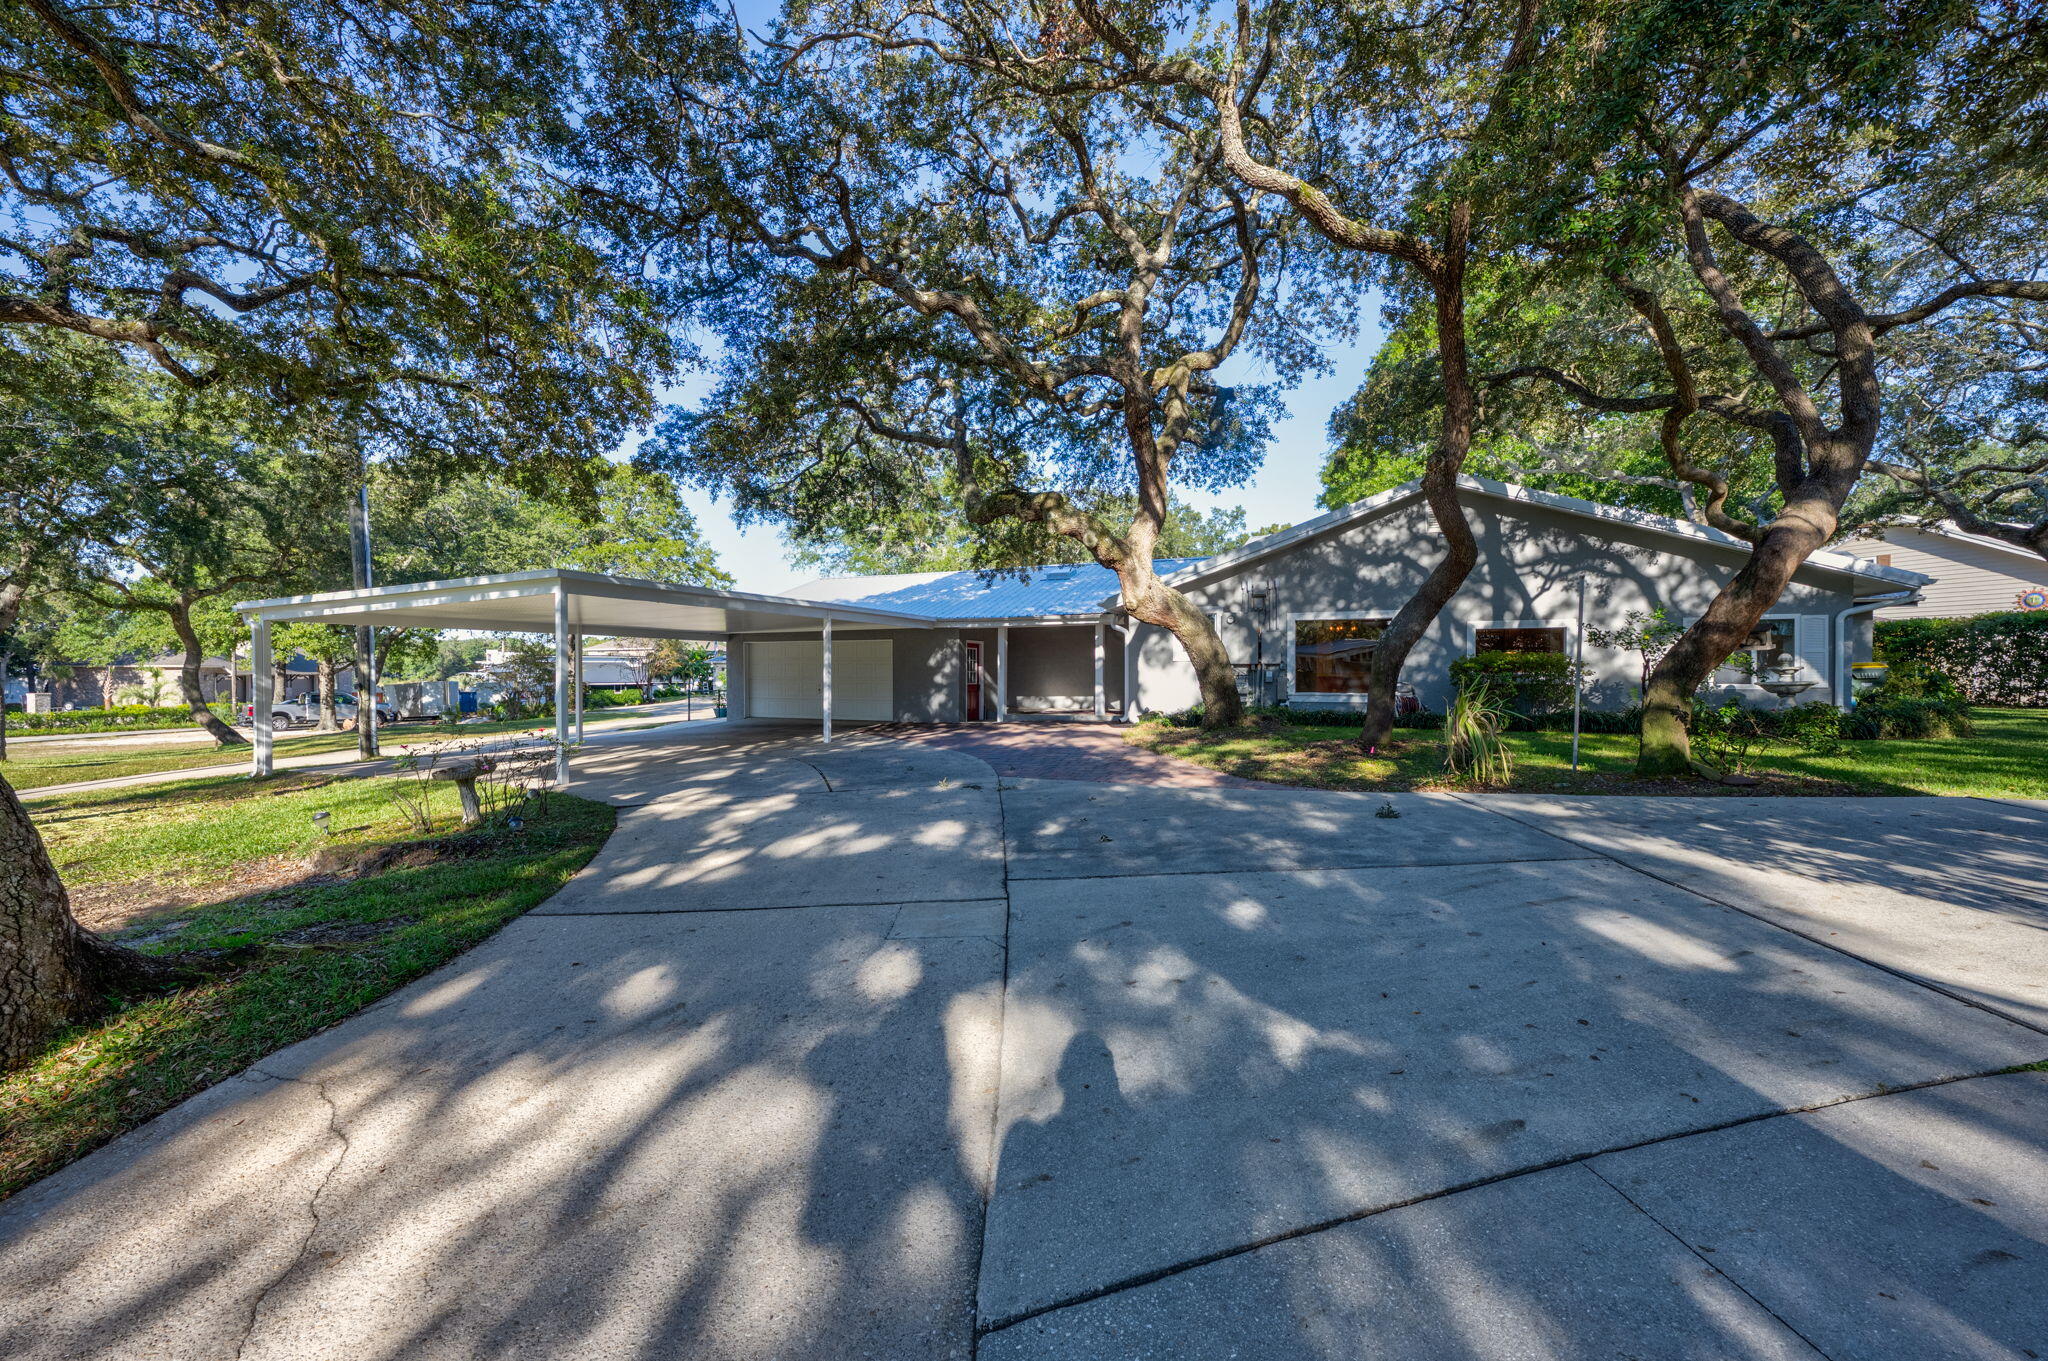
[973,1063,2037,1339]
[233,1068,352,1360]
[968,779,1016,1359]
[1579,1161,1835,1358]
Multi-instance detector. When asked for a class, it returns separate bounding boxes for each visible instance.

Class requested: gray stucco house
[742,476,1931,723]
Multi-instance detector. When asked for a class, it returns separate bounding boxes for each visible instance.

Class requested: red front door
[963,642,984,721]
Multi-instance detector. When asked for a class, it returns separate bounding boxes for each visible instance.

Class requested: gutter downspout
[1834,589,1920,707]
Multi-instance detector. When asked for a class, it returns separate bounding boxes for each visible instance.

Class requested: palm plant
[1443,681,1514,785]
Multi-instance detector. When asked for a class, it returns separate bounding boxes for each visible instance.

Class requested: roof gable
[1844,522,2045,566]
[1160,475,1932,591]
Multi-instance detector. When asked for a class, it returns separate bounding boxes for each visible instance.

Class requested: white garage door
[746,639,894,720]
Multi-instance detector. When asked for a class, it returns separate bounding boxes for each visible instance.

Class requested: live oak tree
[1324,255,1784,523]
[1846,263,2048,562]
[271,622,359,732]
[0,0,674,1067]
[1048,0,1550,749]
[594,4,1328,725]
[1467,0,2048,772]
[373,464,734,587]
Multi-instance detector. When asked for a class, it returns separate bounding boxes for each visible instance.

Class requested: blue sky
[655,318,1389,592]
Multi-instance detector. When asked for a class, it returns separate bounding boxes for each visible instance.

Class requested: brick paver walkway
[868,721,1266,787]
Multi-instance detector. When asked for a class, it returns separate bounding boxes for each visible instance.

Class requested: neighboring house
[21,653,355,710]
[753,476,1929,721]
[1836,523,2048,619]
[478,647,645,691]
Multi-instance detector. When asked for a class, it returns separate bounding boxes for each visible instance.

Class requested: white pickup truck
[240,693,396,728]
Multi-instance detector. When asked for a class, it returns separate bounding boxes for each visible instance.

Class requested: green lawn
[0,715,606,792]
[1132,706,2048,798]
[2,767,614,1199]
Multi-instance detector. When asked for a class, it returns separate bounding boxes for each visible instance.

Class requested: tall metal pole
[1571,578,1587,772]
[349,480,379,756]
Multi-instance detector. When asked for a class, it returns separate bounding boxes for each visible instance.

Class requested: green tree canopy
[1,0,676,494]
[374,463,731,586]
[591,1,1337,723]
[788,487,1286,576]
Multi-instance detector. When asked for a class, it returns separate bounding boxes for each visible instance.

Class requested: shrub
[1449,650,1581,716]
[3,704,197,735]
[1238,703,1448,730]
[1844,692,1974,740]
[1842,661,1974,739]
[1875,610,2048,707]
[1690,699,1849,771]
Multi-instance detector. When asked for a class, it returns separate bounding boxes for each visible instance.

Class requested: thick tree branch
[1769,279,2048,342]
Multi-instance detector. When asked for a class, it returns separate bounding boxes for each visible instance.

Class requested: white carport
[235,568,935,782]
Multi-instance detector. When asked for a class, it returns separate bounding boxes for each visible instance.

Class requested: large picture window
[1474,626,1567,654]
[1293,618,1391,694]
[1715,617,1794,685]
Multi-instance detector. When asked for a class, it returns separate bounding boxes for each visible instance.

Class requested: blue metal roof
[804,559,1204,620]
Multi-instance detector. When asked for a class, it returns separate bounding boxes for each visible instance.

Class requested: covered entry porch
[234,569,937,780]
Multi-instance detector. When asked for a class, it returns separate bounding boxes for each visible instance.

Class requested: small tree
[1586,608,1687,697]
[487,637,559,718]
[272,623,360,731]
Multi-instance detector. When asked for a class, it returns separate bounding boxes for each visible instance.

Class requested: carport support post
[996,625,1009,722]
[820,614,833,743]
[250,614,274,777]
[552,583,570,784]
[1093,623,1106,721]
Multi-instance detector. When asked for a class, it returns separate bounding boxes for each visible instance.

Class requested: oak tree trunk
[316,658,340,731]
[169,600,245,747]
[1121,574,1242,725]
[1359,208,1479,749]
[0,772,183,1069]
[1637,492,1838,774]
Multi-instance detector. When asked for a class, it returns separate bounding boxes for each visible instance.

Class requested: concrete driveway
[3,722,2045,1360]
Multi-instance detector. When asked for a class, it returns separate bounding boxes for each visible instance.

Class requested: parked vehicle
[240,693,395,728]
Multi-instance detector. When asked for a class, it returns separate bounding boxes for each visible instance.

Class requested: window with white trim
[1293,617,1392,694]
[1473,625,1568,654]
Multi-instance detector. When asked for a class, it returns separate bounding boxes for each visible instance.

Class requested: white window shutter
[1795,615,1830,686]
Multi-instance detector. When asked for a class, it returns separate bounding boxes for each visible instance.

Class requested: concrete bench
[430,757,497,825]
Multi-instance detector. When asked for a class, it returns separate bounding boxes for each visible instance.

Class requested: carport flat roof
[235,568,939,639]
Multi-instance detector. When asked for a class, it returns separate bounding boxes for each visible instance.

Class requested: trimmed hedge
[1,704,199,735]
[1875,611,2048,707]
[1448,650,1580,716]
